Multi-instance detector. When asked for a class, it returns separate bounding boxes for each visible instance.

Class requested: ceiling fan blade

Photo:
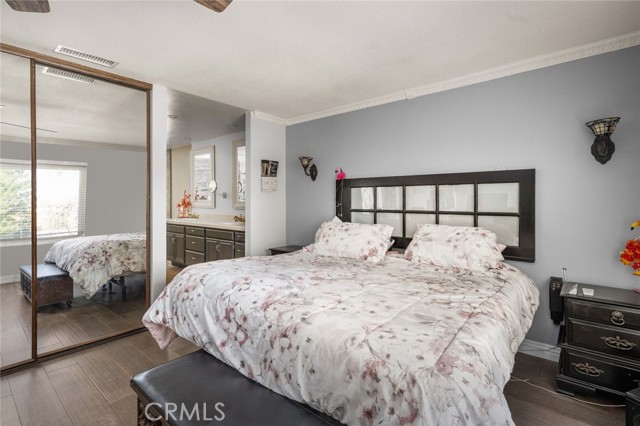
[5,0,50,13]
[194,0,232,13]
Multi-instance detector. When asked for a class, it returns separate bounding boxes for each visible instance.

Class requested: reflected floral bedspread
[143,251,538,425]
[44,232,146,298]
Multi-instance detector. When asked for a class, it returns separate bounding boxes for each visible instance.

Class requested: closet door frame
[0,43,152,375]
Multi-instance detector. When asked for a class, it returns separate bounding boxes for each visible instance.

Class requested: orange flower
[620,221,640,276]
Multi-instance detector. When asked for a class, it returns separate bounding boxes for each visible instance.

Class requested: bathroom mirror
[190,146,215,208]
[232,140,246,210]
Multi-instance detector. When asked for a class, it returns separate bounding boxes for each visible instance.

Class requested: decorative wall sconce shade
[585,117,620,165]
[299,156,318,181]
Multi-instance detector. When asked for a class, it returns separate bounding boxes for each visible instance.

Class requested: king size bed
[143,170,539,425]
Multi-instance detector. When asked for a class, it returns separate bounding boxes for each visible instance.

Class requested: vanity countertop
[167,218,245,232]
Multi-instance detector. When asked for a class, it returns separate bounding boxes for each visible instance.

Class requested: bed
[44,231,146,299]
[143,170,539,425]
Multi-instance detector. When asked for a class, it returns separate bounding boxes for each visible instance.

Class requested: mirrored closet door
[34,64,148,355]
[0,44,151,372]
[0,51,34,367]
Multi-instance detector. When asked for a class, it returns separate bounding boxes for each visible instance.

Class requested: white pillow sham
[310,217,393,263]
[404,224,504,271]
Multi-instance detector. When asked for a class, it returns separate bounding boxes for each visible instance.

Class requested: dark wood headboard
[337,169,535,262]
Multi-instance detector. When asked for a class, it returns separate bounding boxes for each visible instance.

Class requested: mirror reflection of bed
[0,51,148,364]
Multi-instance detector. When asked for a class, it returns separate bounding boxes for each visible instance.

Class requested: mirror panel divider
[0,43,152,375]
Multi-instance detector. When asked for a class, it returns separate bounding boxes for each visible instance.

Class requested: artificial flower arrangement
[177,190,198,219]
[620,220,640,276]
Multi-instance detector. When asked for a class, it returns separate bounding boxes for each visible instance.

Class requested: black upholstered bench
[19,263,73,308]
[130,349,344,426]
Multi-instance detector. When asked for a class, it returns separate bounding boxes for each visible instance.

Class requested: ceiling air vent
[42,67,96,84]
[54,45,118,68]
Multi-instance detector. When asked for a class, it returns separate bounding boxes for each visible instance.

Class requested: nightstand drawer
[567,318,640,360]
[186,236,205,253]
[567,298,640,331]
[562,348,640,393]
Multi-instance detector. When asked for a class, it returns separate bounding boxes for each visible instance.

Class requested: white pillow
[311,217,393,263]
[404,224,504,271]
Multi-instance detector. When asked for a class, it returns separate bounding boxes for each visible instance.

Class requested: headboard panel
[337,169,535,262]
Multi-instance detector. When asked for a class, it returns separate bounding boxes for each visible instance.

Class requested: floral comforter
[143,251,539,426]
[44,232,146,298]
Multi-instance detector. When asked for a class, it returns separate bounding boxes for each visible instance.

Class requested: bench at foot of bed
[19,264,73,308]
[130,349,344,426]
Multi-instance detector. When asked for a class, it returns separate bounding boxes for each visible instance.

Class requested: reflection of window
[0,159,87,241]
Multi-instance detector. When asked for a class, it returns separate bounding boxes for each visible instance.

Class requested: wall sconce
[299,156,318,181]
[585,117,620,165]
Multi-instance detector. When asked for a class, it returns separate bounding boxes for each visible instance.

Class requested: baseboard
[518,338,560,363]
[0,274,20,285]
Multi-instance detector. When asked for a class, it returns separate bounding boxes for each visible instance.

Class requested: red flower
[620,234,640,276]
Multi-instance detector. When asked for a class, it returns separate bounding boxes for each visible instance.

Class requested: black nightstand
[269,245,303,255]
[556,281,640,398]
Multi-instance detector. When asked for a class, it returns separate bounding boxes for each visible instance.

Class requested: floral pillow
[310,217,393,263]
[404,224,504,271]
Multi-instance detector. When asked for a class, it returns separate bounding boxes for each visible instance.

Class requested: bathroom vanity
[167,219,245,267]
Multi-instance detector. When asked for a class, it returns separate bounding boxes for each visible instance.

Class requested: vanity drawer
[186,236,205,253]
[185,226,205,237]
[567,298,640,331]
[234,232,245,243]
[562,348,640,393]
[567,318,640,360]
[234,243,245,258]
[167,224,184,234]
[206,229,234,240]
[185,250,205,266]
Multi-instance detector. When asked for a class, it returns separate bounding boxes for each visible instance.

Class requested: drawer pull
[191,241,197,245]
[601,335,636,351]
[611,311,625,326]
[571,362,604,377]
[191,256,198,260]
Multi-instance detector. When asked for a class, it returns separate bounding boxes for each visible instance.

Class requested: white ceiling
[1,1,640,128]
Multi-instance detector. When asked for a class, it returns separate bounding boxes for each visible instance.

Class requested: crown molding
[285,30,640,126]
[252,110,288,126]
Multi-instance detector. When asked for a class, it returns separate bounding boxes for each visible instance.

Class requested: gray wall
[286,46,640,346]
[0,141,146,278]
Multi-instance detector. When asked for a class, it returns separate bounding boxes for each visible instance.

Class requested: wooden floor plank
[7,367,72,426]
[125,332,175,366]
[102,338,157,376]
[48,364,123,426]
[1,395,21,426]
[41,356,78,374]
[75,347,135,403]
[0,376,11,398]
[110,394,138,426]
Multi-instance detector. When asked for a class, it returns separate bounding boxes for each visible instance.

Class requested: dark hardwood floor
[506,352,625,426]
[0,334,626,426]
[1,276,148,368]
